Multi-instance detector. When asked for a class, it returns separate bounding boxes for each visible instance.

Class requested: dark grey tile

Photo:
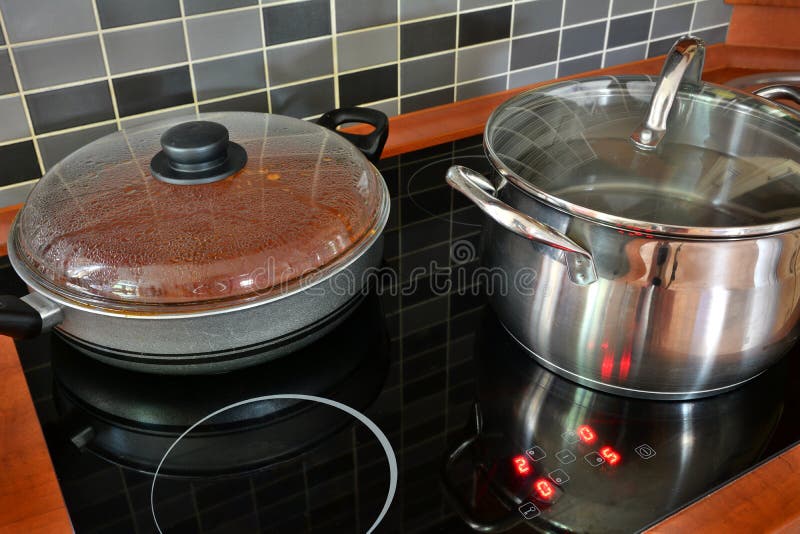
[612,0,653,15]
[104,22,187,75]
[0,140,40,185]
[270,77,334,118]
[694,24,727,44]
[456,74,505,100]
[400,0,456,21]
[605,43,646,66]
[693,0,732,29]
[199,91,268,113]
[193,51,265,100]
[401,87,453,113]
[564,0,609,25]
[655,0,685,5]
[607,12,651,48]
[457,40,508,82]
[0,0,95,42]
[510,30,558,70]
[184,0,256,15]
[266,38,332,86]
[96,0,180,29]
[514,0,563,36]
[0,50,18,95]
[339,64,397,107]
[401,52,454,94]
[337,26,397,72]
[400,16,456,58]
[0,18,4,45]
[508,62,556,88]
[27,81,115,134]
[14,36,105,90]
[187,9,262,59]
[647,36,675,57]
[113,66,193,117]
[558,52,601,76]
[263,0,331,46]
[0,96,29,141]
[458,6,511,47]
[560,21,606,58]
[651,4,693,38]
[38,123,117,169]
[335,0,396,32]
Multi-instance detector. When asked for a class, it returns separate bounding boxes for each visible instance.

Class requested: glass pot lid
[485,75,800,238]
[11,112,389,312]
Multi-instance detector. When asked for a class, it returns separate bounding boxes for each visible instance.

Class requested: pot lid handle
[150,120,247,185]
[630,36,706,150]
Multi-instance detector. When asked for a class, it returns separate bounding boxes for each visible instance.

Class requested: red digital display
[600,446,621,466]
[577,425,596,444]
[513,455,531,475]
[533,478,555,501]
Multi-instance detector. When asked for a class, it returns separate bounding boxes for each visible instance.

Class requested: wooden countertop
[2,39,800,533]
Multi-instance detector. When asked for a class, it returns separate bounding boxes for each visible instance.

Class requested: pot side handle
[753,85,800,108]
[0,294,62,339]
[317,107,389,165]
[446,165,597,285]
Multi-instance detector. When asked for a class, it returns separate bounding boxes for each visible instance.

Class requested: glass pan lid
[12,112,387,312]
[485,76,800,238]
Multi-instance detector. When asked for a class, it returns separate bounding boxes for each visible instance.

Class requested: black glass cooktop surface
[8,136,800,534]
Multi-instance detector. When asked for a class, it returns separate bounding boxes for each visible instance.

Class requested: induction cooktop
[8,136,800,533]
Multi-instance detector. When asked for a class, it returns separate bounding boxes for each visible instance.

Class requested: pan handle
[0,293,62,339]
[317,107,389,165]
[446,165,597,286]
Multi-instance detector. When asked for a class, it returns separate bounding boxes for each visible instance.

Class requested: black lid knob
[150,120,247,185]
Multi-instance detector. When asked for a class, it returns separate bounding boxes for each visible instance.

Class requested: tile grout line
[602,0,615,68]
[0,9,44,176]
[505,0,516,91]
[645,0,657,57]
[396,0,402,114]
[689,0,699,34]
[257,4,273,112]
[554,0,567,77]
[90,0,121,132]
[330,0,340,109]
[453,0,461,101]
[177,0,200,115]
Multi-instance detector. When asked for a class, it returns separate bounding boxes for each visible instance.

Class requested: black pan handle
[317,107,389,165]
[0,295,43,339]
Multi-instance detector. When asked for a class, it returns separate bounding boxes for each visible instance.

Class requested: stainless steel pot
[447,37,800,399]
[0,108,390,373]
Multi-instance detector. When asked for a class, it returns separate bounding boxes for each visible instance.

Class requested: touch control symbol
[555,449,576,464]
[561,430,579,444]
[584,451,605,467]
[635,444,656,459]
[519,501,541,520]
[548,469,570,485]
[526,446,546,462]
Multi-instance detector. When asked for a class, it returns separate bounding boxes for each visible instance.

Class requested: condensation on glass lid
[13,112,385,310]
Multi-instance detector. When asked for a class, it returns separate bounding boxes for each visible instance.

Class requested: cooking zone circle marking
[150,394,398,533]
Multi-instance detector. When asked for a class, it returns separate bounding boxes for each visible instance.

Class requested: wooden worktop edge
[2,43,800,533]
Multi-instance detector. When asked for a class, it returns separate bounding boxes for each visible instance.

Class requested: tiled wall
[0,0,732,199]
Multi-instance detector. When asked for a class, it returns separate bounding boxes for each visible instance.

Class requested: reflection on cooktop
[10,136,800,533]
